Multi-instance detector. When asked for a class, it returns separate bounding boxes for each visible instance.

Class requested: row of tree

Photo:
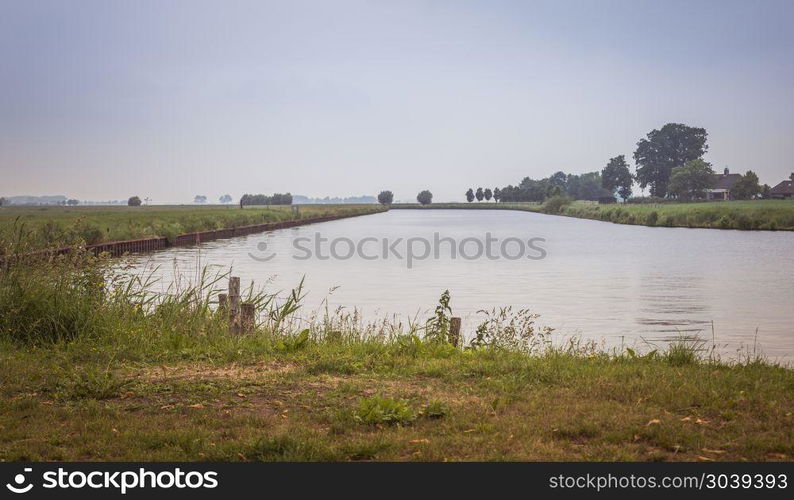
[488,171,612,203]
[465,187,499,202]
[239,193,293,206]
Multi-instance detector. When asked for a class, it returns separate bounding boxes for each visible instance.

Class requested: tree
[465,188,475,203]
[128,196,142,206]
[633,123,708,197]
[548,171,567,193]
[377,190,394,205]
[484,188,493,202]
[0,197,6,206]
[219,194,233,204]
[194,195,207,204]
[668,159,715,200]
[762,184,771,199]
[731,171,762,200]
[601,155,634,201]
[475,187,484,202]
[67,199,79,206]
[493,187,500,203]
[417,190,433,205]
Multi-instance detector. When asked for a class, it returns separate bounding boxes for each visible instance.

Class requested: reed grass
[0,255,791,461]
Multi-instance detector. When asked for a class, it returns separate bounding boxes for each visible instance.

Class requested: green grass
[0,256,791,462]
[0,204,385,254]
[393,200,794,230]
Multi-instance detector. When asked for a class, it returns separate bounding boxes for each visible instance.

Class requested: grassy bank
[0,204,384,254]
[0,256,791,461]
[393,200,794,230]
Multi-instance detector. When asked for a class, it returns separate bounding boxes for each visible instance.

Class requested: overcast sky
[1,0,793,203]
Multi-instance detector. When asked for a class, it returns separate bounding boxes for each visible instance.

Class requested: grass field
[393,200,794,230]
[0,204,384,254]
[1,255,791,462]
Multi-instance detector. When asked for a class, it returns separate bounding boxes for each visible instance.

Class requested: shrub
[541,195,572,214]
[646,211,659,226]
[354,396,414,425]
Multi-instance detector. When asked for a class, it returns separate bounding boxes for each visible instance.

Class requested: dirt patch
[135,361,296,383]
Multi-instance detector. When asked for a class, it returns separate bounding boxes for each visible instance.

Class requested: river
[125,209,794,361]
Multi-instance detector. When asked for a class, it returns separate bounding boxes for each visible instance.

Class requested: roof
[710,173,742,191]
[769,180,794,195]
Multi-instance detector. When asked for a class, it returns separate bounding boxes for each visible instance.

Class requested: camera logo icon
[6,468,34,494]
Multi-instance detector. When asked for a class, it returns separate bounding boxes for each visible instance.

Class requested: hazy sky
[2,0,793,203]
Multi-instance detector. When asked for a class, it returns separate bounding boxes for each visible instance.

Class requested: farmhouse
[705,167,742,200]
[768,173,794,199]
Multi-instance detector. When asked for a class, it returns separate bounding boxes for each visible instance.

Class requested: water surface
[126,210,794,361]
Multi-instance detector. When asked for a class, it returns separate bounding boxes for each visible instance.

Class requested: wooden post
[241,303,255,333]
[218,293,228,312]
[449,317,461,347]
[228,277,241,334]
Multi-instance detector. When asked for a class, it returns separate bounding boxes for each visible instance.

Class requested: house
[768,173,794,199]
[705,167,742,200]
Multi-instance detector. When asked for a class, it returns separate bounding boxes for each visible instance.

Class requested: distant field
[393,200,794,230]
[0,204,384,254]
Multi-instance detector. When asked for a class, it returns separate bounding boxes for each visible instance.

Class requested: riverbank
[1,256,791,462]
[393,200,794,230]
[0,204,385,254]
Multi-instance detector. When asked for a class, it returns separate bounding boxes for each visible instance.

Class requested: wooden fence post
[241,303,255,333]
[218,293,228,312]
[228,277,241,334]
[449,317,461,347]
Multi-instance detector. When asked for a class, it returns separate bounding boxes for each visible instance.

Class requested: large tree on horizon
[417,190,433,205]
[633,123,708,197]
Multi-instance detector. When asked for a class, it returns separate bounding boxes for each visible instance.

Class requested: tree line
[239,193,293,206]
[467,122,767,203]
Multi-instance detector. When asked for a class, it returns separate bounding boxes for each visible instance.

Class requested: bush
[646,211,659,226]
[354,396,414,425]
[0,256,108,343]
[541,195,572,214]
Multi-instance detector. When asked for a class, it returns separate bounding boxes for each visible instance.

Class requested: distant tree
[601,155,634,201]
[239,193,293,206]
[634,123,708,197]
[493,187,500,203]
[668,159,715,201]
[416,190,433,205]
[731,170,762,200]
[377,190,394,205]
[66,199,79,206]
[465,188,475,203]
[128,196,142,207]
[484,188,493,202]
[762,184,771,199]
[0,197,6,206]
[194,195,207,204]
[548,171,567,193]
[475,187,484,202]
[219,194,233,204]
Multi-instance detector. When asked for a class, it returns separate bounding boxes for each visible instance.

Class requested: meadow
[0,254,791,461]
[393,200,794,230]
[0,204,384,254]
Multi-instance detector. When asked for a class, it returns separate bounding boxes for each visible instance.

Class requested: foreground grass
[1,339,791,462]
[393,200,794,230]
[0,204,384,253]
[0,255,791,462]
